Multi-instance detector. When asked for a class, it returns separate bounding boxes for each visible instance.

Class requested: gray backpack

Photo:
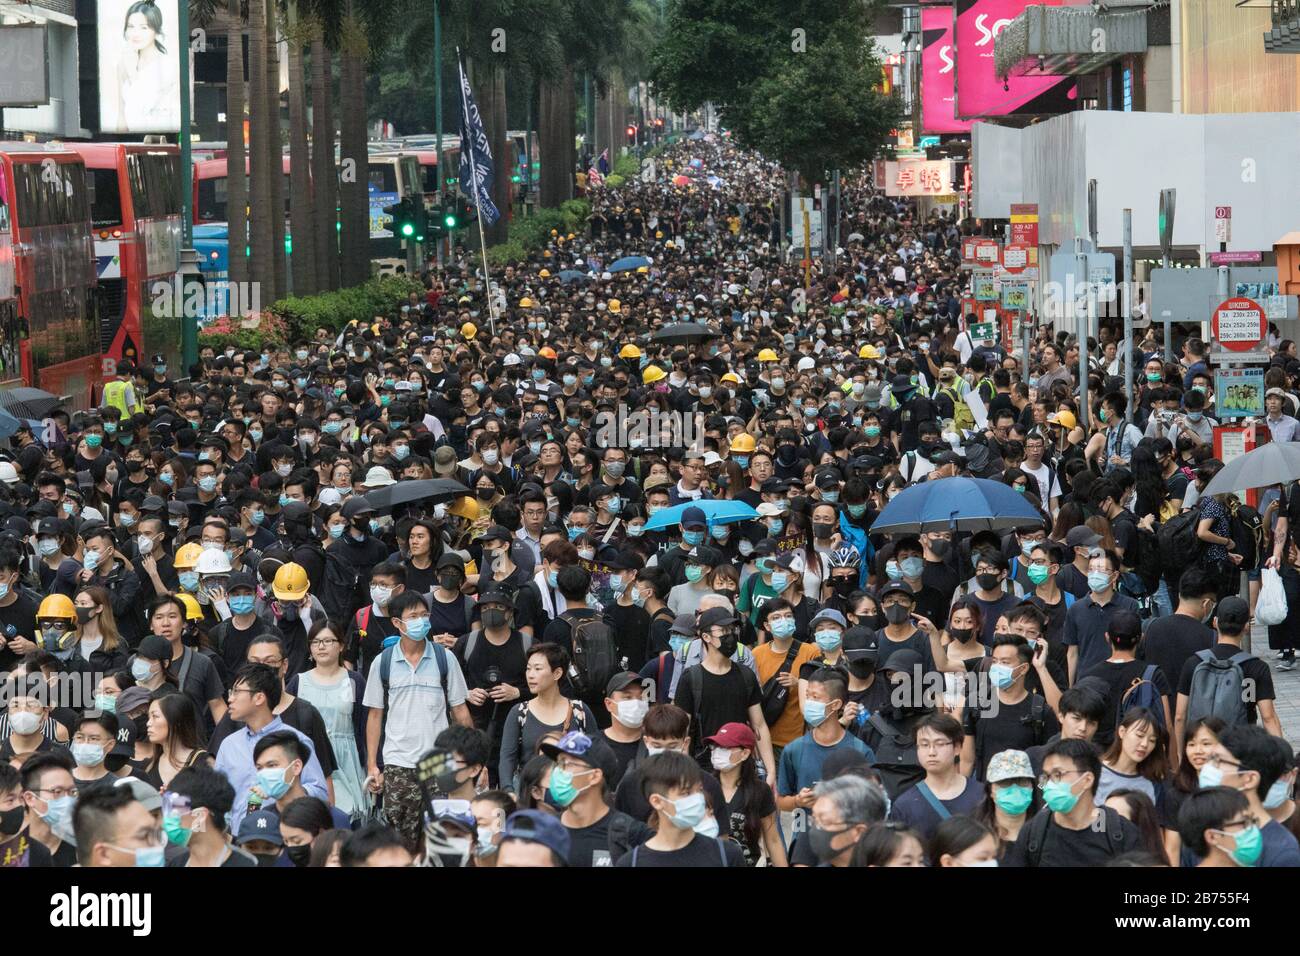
[1185,649,1253,727]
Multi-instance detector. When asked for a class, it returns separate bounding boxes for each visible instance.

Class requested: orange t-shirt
[752,640,821,747]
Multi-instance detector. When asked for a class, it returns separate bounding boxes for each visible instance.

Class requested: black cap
[879,580,915,600]
[881,648,923,674]
[479,525,513,544]
[479,590,514,608]
[281,501,311,522]
[228,569,258,591]
[341,497,376,519]
[436,552,466,570]
[687,545,723,567]
[136,634,174,664]
[604,671,642,696]
[698,606,737,632]
[1215,596,1249,634]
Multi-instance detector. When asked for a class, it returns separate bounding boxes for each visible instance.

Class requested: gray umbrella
[1201,441,1300,497]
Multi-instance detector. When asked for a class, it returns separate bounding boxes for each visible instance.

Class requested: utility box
[1276,232,1300,295]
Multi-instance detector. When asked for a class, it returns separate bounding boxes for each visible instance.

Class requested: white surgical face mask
[614,698,649,728]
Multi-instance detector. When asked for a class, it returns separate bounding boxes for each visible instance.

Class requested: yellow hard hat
[729,433,756,453]
[636,266,649,274]
[567,233,575,240]
[543,249,552,258]
[539,269,551,278]
[539,346,557,360]
[519,297,534,309]
[664,240,675,249]
[550,229,558,236]
[175,592,204,622]
[655,230,664,239]
[273,562,310,601]
[757,348,779,363]
[448,495,480,521]
[608,299,622,314]
[460,322,477,340]
[859,344,879,360]
[37,593,76,621]
[721,371,741,384]
[642,364,667,385]
[174,542,204,570]
[619,344,642,359]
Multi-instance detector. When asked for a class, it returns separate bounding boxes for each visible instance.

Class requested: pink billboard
[921,6,971,134]
[954,0,1077,119]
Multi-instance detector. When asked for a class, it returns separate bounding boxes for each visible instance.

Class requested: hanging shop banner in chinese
[884,160,954,197]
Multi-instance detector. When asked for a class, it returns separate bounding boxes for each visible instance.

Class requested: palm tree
[284,0,317,296]
[247,0,272,294]
[225,0,249,292]
[309,14,339,291]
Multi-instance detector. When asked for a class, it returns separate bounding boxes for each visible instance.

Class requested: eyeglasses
[226,687,257,699]
[310,637,340,647]
[916,738,955,752]
[34,786,78,799]
[1037,769,1085,786]
[1205,754,1242,771]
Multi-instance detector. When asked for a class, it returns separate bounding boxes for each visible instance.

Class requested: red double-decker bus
[67,142,183,375]
[0,144,99,408]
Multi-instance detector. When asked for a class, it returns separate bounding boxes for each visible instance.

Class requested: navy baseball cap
[501,810,570,860]
[236,810,284,846]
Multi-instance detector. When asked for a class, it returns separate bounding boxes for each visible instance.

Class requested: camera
[484,666,501,686]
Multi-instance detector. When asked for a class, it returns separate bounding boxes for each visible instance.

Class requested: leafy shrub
[269,275,423,339]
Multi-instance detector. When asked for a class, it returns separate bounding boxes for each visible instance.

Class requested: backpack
[321,550,364,621]
[377,642,451,750]
[1226,499,1264,569]
[866,713,925,799]
[1117,664,1167,731]
[1185,649,1254,727]
[1024,805,1127,867]
[560,611,618,699]
[939,385,975,433]
[1157,504,1204,576]
[1132,526,1163,595]
[463,628,534,662]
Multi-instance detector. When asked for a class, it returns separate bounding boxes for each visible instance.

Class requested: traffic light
[383,198,417,239]
[654,117,664,130]
[626,124,638,144]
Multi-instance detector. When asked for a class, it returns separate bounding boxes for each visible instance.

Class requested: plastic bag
[1257,567,1288,627]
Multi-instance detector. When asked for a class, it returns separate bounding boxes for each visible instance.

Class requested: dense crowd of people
[3,134,1300,870]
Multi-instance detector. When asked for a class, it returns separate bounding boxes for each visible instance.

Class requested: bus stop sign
[1211,297,1266,352]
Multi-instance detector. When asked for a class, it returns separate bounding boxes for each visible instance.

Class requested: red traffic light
[654,118,664,128]
[626,125,637,138]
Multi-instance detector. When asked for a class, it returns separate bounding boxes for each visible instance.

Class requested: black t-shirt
[963,693,1060,781]
[0,592,38,671]
[719,776,777,866]
[1176,642,1274,724]
[563,808,651,867]
[606,601,651,672]
[922,559,960,608]
[452,629,529,732]
[671,664,762,743]
[870,627,936,674]
[614,832,746,867]
[403,560,439,599]
[1004,809,1141,867]
[1026,593,1072,666]
[0,830,52,867]
[1056,564,1090,599]
[1140,613,1214,701]
[604,737,642,790]
[210,615,286,677]
[1078,658,1172,747]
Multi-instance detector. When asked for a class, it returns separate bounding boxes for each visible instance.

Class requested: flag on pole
[597,149,610,175]
[587,165,604,188]
[456,56,500,226]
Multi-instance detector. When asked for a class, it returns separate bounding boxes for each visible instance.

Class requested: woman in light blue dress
[288,619,371,821]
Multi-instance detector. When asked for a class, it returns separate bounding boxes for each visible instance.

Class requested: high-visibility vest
[102,379,139,418]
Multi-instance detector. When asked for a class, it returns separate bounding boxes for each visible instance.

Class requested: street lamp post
[178,0,199,373]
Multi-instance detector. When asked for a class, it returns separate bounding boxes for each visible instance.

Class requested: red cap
[704,722,757,749]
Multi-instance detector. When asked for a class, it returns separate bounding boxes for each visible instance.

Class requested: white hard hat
[0,461,19,484]
[195,549,233,574]
[503,353,522,367]
[797,356,816,372]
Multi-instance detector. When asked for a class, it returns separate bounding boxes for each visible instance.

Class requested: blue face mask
[770,571,790,591]
[770,617,797,640]
[733,456,750,469]
[1087,571,1112,592]
[710,525,730,541]
[989,662,1016,689]
[547,570,559,588]
[627,524,645,538]
[814,630,843,653]
[329,524,345,539]
[767,519,783,537]
[822,490,840,503]
[682,529,704,546]
[403,616,431,641]
[256,765,294,800]
[229,595,256,615]
[886,560,903,581]
[847,503,867,518]
[1021,539,1042,556]
[802,700,829,727]
[631,588,648,608]
[179,571,200,592]
[532,369,545,382]
[279,494,292,507]
[669,635,690,656]
[250,509,265,526]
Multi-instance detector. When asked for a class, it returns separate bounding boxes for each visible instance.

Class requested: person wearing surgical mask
[69,712,119,790]
[602,673,650,787]
[470,790,515,866]
[961,633,1060,782]
[706,721,787,867]
[19,751,80,866]
[615,750,745,867]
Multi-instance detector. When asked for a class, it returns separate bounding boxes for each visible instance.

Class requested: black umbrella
[363,478,470,512]
[651,322,721,345]
[0,386,62,420]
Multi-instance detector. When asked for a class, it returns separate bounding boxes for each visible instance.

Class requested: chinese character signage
[884,160,953,198]
[1215,369,1265,420]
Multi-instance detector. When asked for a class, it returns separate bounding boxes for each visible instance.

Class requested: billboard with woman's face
[98,0,181,133]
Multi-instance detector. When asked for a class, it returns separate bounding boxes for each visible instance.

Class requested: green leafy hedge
[613,154,640,178]
[270,275,424,339]
[479,200,591,269]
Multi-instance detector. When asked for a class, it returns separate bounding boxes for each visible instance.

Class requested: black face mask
[0,804,24,836]
[715,630,739,658]
[976,573,1001,592]
[254,853,280,868]
[830,577,856,597]
[883,604,910,625]
[482,607,511,630]
[286,843,313,867]
[928,538,951,559]
[948,627,974,644]
[476,487,496,501]
[812,522,836,540]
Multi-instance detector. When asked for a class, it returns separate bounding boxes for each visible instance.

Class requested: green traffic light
[444,214,456,228]
[401,223,415,237]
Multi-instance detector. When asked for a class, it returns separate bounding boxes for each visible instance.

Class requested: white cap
[0,461,18,483]
[80,507,105,523]
[195,549,232,574]
[318,487,344,506]
[363,466,396,488]
[702,451,723,467]
[757,501,788,517]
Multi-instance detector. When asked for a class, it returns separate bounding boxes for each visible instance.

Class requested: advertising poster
[1215,368,1264,420]
[98,0,182,133]
[953,0,1077,119]
[920,6,971,133]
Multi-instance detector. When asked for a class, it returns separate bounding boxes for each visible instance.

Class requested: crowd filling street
[6,135,1300,870]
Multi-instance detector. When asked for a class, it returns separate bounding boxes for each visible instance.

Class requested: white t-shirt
[1020,460,1062,507]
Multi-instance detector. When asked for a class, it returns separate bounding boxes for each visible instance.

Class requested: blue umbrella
[644,499,759,532]
[557,270,590,284]
[0,407,22,440]
[869,476,1042,535]
[609,255,652,273]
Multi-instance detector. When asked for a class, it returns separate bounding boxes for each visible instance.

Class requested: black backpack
[320,550,364,621]
[1024,805,1127,866]
[866,713,925,800]
[759,642,802,726]
[1157,504,1204,576]
[561,610,618,698]
[1227,499,1264,569]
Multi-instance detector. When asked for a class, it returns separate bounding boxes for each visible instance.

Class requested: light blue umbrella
[609,255,652,273]
[557,270,590,284]
[0,407,22,440]
[643,499,759,532]
[869,476,1042,535]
